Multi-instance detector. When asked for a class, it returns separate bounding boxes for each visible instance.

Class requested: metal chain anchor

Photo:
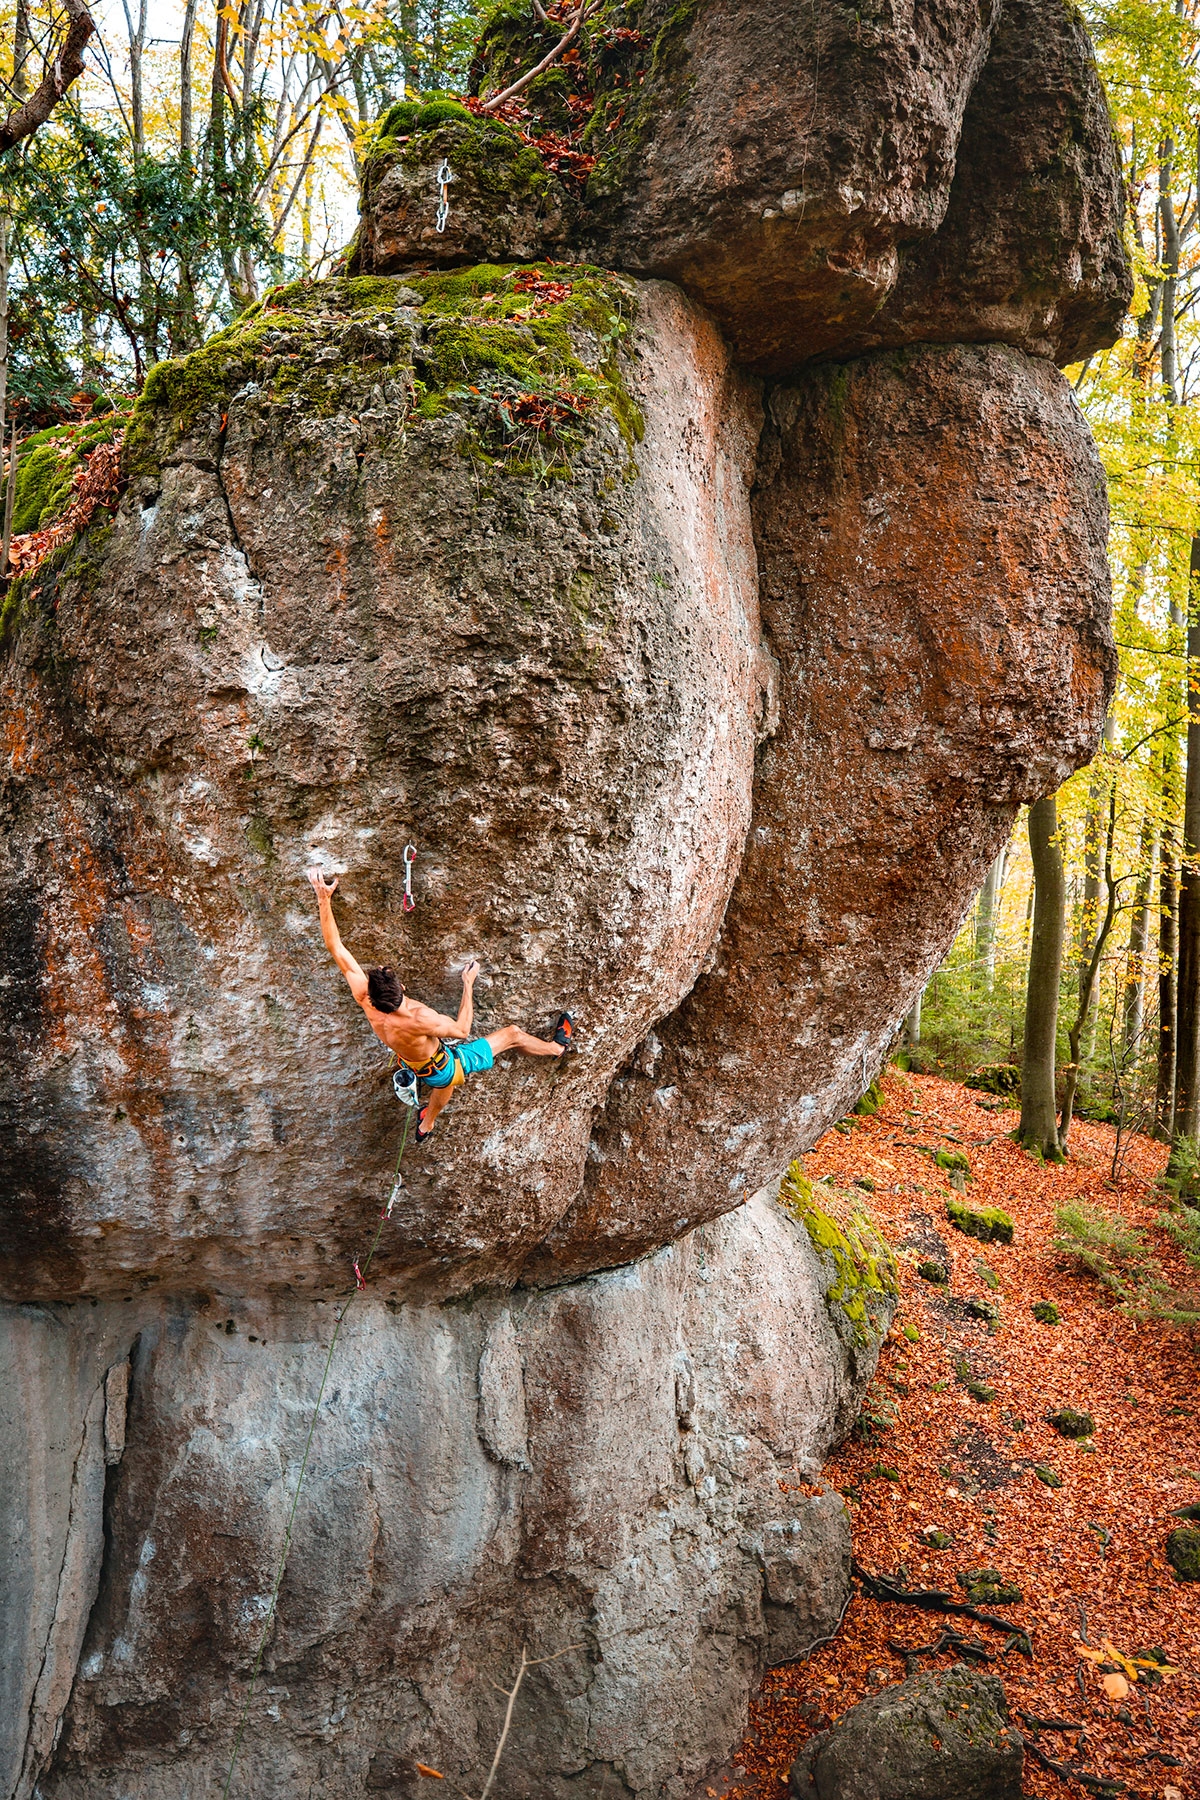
[435,159,452,234]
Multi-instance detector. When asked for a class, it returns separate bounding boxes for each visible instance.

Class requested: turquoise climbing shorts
[421,1037,494,1088]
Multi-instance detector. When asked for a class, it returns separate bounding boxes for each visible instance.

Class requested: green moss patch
[131,263,642,476]
[1032,1299,1060,1325]
[1166,1526,1200,1580]
[947,1196,1014,1244]
[954,1358,996,1404]
[964,1062,1022,1098]
[956,1568,1022,1606]
[1047,1407,1094,1439]
[11,412,130,536]
[853,1078,883,1116]
[778,1162,898,1347]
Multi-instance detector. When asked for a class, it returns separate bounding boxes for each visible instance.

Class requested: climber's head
[366,966,405,1013]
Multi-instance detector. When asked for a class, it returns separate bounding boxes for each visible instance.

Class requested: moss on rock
[131,262,642,477]
[778,1162,898,1348]
[1166,1526,1200,1580]
[1047,1406,1094,1439]
[956,1568,1023,1606]
[947,1196,1014,1244]
[10,412,129,537]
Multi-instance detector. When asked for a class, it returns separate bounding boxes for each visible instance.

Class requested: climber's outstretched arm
[307,869,368,1004]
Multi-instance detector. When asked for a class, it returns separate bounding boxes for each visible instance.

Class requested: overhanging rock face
[0,0,1125,1792]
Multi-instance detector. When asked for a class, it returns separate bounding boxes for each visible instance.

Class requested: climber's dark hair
[366,966,405,1013]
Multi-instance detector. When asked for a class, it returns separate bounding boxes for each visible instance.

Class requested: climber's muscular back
[359,995,455,1066]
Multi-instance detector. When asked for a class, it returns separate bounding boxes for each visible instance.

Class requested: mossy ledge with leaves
[128,263,643,476]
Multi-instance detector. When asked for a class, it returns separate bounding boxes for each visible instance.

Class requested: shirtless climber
[307,869,572,1140]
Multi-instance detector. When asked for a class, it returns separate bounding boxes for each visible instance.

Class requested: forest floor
[693,1068,1200,1800]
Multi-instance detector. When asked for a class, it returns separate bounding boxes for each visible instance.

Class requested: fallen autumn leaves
[727,1070,1200,1800]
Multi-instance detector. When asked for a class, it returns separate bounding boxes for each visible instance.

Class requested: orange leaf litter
[718,1070,1200,1800]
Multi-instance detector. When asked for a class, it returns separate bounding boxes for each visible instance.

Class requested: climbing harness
[220,1109,413,1800]
[434,159,452,234]
[402,841,417,912]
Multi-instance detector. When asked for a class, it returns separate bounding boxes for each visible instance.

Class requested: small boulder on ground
[947,1197,1014,1243]
[1166,1526,1200,1581]
[957,1567,1023,1606]
[789,1662,1023,1800]
[1048,1407,1094,1439]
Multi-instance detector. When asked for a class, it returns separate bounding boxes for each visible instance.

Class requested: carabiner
[402,843,416,912]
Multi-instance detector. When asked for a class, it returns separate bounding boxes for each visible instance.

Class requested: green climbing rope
[220,1110,412,1798]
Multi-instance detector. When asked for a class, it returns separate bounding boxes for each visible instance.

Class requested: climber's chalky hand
[461,958,479,987]
[308,867,338,898]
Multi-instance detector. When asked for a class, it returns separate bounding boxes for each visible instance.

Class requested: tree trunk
[12,0,30,98]
[1061,785,1118,1146]
[1158,738,1180,1138]
[1078,719,1115,1052]
[1175,533,1200,1152]
[1018,796,1066,1160]
[1123,804,1156,1056]
[121,0,148,152]
[1160,139,1181,404]
[180,0,199,162]
[974,845,1007,991]
[905,990,922,1048]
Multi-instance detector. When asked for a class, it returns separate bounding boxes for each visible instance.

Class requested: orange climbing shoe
[552,1012,574,1051]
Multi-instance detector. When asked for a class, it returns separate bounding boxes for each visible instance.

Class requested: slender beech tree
[1018,796,1067,1160]
[1174,536,1200,1154]
[1159,737,1181,1135]
[974,846,1007,992]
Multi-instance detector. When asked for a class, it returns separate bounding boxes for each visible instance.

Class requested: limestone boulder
[789,1663,1025,1800]
[1,1189,885,1800]
[435,0,1131,372]
[871,0,1131,363]
[348,118,571,274]
[0,271,766,1305]
[527,341,1115,1283]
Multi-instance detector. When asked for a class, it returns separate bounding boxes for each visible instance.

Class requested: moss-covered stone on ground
[947,1196,1014,1244]
[1032,1299,1061,1324]
[1166,1526,1200,1580]
[956,1568,1023,1605]
[964,1062,1022,1098]
[1047,1406,1094,1439]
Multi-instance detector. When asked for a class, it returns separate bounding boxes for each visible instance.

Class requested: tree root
[851,1560,1033,1657]
[887,1627,992,1671]
[1020,1732,1125,1796]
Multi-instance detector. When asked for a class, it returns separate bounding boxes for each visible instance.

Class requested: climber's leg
[414,1049,464,1140]
[485,1024,564,1059]
[417,1079,457,1138]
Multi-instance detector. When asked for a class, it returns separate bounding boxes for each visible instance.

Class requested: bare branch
[478,1,601,113]
[0,0,95,158]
